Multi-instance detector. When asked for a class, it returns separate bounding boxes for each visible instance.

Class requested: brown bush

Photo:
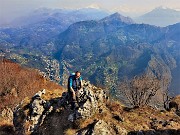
[118,74,160,108]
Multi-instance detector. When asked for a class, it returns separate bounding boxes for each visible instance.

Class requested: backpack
[67,73,75,90]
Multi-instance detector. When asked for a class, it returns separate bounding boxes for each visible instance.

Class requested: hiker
[68,71,83,109]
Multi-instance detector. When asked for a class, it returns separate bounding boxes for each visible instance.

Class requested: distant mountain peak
[111,12,123,17]
[101,12,134,24]
[149,6,180,14]
[135,6,180,27]
[154,6,177,11]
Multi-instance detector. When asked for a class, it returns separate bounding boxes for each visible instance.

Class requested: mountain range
[3,7,109,28]
[0,8,109,48]
[0,8,179,97]
[2,7,180,28]
[54,13,179,96]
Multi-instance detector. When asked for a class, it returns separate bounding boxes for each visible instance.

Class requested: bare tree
[161,77,173,110]
[119,74,160,108]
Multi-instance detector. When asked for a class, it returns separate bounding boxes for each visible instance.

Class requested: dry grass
[64,128,77,135]
[117,106,180,131]
[0,117,12,127]
[106,100,124,113]
[173,95,180,105]
[76,99,180,133]
[0,59,63,112]
[42,89,65,101]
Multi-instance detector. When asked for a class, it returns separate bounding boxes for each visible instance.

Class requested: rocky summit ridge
[13,81,109,135]
[10,81,180,135]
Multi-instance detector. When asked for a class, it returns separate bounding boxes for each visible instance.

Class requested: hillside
[0,58,64,115]
[1,80,179,135]
[0,59,64,134]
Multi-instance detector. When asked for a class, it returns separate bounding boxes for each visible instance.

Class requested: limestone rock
[13,89,53,134]
[57,80,108,122]
[68,81,108,121]
[77,120,127,135]
[77,120,111,135]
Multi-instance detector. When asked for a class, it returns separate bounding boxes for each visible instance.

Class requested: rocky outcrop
[13,81,108,134]
[77,120,127,135]
[28,90,53,132]
[13,89,53,134]
[77,120,113,135]
[67,81,108,122]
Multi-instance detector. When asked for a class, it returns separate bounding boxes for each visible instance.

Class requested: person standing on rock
[68,71,83,109]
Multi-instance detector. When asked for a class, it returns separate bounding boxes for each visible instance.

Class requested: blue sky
[1,0,180,24]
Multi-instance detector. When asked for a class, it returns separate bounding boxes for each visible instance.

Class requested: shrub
[118,74,160,108]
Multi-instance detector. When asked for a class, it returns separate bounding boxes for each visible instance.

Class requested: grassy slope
[0,59,64,129]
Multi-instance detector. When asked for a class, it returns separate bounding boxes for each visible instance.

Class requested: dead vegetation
[0,59,63,111]
[72,100,180,133]
[118,75,160,108]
